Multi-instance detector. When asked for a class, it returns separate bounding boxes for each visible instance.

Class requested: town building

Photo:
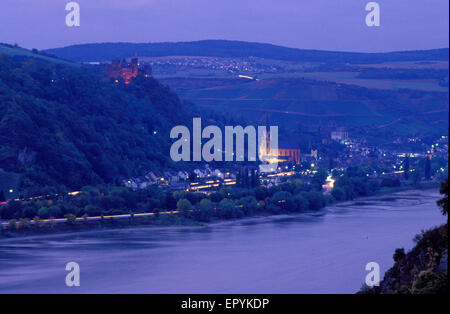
[331,128,349,143]
[259,131,301,165]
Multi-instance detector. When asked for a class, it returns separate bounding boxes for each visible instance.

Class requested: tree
[236,170,242,187]
[37,207,50,219]
[436,178,448,216]
[250,169,260,188]
[424,157,431,180]
[210,192,223,203]
[165,192,177,210]
[346,166,363,177]
[193,199,214,222]
[250,169,255,188]
[177,199,193,218]
[84,204,100,216]
[199,198,214,212]
[253,186,268,201]
[48,205,62,218]
[270,191,293,211]
[217,198,240,219]
[312,168,328,191]
[242,168,250,188]
[381,178,401,188]
[403,156,410,179]
[237,196,258,215]
[368,180,380,194]
[292,194,309,212]
[393,248,406,262]
[302,191,324,210]
[331,187,346,201]
[410,170,421,186]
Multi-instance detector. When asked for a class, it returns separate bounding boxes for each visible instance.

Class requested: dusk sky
[0,0,448,52]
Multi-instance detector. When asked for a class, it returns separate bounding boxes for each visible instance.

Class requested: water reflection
[0,189,445,294]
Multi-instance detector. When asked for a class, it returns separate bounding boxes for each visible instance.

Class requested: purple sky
[0,0,448,52]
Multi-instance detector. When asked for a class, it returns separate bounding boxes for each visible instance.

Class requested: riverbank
[374,181,440,196]
[1,189,445,293]
[0,211,203,239]
[0,186,441,240]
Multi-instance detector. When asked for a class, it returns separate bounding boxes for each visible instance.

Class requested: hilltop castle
[103,58,152,84]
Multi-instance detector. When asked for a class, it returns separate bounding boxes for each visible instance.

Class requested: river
[0,189,446,293]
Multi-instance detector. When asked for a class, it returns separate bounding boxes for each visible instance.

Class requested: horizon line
[38,39,450,55]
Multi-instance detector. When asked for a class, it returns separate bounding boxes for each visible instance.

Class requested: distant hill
[44,40,450,64]
[0,43,75,65]
[0,50,188,196]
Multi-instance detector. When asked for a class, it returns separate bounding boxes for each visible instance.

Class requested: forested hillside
[0,52,187,196]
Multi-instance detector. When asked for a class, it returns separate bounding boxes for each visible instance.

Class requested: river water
[0,189,446,294]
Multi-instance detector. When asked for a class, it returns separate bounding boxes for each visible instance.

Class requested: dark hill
[44,40,450,63]
[0,51,187,196]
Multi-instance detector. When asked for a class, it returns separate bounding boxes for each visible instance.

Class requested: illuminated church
[258,129,301,165]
